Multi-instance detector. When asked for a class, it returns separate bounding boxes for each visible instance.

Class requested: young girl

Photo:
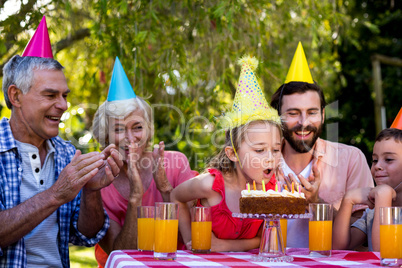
[171,56,282,252]
[333,127,402,251]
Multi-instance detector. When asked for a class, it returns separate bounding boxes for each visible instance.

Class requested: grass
[69,245,98,268]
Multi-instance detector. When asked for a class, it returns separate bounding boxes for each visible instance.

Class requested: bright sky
[0,0,51,21]
[0,0,21,21]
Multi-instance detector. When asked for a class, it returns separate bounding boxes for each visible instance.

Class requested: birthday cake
[239,189,307,215]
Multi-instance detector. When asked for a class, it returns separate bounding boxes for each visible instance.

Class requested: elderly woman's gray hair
[92,97,154,149]
[2,55,64,109]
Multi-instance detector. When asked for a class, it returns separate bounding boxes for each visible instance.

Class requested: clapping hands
[152,141,173,200]
[126,141,144,198]
[84,144,123,191]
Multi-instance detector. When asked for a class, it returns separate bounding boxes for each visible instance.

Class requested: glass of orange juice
[379,207,402,266]
[309,203,333,257]
[191,207,212,253]
[279,218,287,250]
[137,206,154,251]
[153,202,179,260]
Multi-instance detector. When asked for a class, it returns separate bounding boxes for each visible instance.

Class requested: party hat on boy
[284,42,314,84]
[107,57,136,101]
[390,107,402,130]
[22,16,53,58]
[221,55,280,129]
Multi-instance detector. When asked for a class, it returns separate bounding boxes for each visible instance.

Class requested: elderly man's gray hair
[2,55,64,109]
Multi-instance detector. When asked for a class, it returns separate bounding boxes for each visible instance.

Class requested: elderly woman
[92,93,196,267]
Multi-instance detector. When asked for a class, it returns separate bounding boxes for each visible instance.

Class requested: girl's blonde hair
[92,97,154,149]
[206,120,282,174]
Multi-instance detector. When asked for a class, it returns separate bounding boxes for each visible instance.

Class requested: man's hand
[84,144,124,191]
[276,166,287,187]
[50,150,105,204]
[297,159,321,203]
[278,158,322,204]
[102,144,124,176]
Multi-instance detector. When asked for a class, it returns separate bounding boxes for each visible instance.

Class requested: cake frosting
[239,189,307,215]
[241,189,305,199]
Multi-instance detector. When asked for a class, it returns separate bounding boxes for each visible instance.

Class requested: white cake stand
[232,212,311,262]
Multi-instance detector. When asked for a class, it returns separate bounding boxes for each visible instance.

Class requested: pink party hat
[22,16,53,58]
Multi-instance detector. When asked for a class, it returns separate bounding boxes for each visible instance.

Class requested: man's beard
[283,122,323,153]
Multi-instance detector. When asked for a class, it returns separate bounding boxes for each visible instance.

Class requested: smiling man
[0,17,122,267]
[270,43,374,248]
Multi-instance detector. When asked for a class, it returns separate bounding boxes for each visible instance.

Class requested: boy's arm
[369,185,396,252]
[333,187,373,250]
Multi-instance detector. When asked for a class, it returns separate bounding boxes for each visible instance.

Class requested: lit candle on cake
[253,180,256,191]
[262,180,266,192]
[291,182,294,194]
[297,183,301,194]
[247,182,250,193]
[275,182,278,192]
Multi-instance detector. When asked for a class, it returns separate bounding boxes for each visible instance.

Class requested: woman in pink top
[91,97,196,267]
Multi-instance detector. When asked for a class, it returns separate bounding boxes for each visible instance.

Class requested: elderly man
[0,17,122,267]
[271,43,374,248]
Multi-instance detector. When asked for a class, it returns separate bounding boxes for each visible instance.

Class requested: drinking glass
[153,202,179,260]
[191,207,212,253]
[137,206,155,251]
[309,203,333,257]
[259,218,286,258]
[380,207,402,266]
[279,218,287,250]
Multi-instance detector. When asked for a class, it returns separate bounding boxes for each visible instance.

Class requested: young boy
[332,128,402,251]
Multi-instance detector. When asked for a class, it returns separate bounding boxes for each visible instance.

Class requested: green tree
[336,0,402,160]
[2,0,399,171]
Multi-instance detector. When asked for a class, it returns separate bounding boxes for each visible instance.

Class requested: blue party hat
[107,57,136,101]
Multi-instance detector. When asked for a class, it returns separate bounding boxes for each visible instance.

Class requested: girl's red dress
[198,168,276,239]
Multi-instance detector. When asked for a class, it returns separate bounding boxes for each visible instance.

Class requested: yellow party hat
[284,42,314,84]
[221,55,281,129]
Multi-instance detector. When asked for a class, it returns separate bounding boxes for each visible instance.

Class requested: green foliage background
[1,0,401,172]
